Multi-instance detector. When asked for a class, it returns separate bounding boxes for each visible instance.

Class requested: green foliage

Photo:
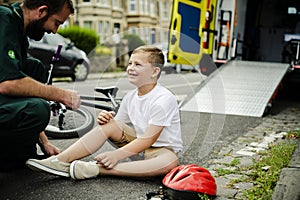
[94,45,112,56]
[215,168,237,176]
[243,141,297,199]
[123,34,145,56]
[58,26,99,54]
[224,158,241,167]
[214,139,297,199]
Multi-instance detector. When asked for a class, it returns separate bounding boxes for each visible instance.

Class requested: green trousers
[0,58,50,171]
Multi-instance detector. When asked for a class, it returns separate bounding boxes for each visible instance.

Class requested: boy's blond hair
[132,45,165,79]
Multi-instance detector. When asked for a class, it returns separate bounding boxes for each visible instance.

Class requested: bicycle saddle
[94,86,119,98]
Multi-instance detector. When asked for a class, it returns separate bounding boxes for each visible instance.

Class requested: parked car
[28,33,90,81]
[152,42,198,74]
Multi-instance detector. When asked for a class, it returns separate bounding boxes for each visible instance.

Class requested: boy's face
[127,52,159,88]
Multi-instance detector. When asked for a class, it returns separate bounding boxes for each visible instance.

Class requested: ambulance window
[288,7,297,14]
[178,2,201,54]
[189,0,201,3]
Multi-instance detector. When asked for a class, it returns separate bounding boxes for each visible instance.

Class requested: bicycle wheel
[45,106,94,139]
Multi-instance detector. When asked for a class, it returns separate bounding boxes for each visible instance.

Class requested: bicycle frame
[45,45,121,138]
[80,86,122,113]
[47,44,62,85]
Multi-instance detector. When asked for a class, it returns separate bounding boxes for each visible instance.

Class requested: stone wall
[88,39,129,73]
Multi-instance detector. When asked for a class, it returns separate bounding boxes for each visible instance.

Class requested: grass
[242,140,297,199]
[215,132,298,200]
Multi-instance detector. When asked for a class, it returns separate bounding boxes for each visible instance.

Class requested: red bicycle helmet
[162,164,217,199]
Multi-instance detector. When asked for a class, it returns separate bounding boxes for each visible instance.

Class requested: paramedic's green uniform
[0,3,50,170]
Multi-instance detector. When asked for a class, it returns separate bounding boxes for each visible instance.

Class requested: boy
[26,46,183,180]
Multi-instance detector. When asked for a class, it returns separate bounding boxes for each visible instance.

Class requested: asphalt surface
[0,72,299,200]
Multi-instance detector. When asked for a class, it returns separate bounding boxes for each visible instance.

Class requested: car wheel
[74,61,89,81]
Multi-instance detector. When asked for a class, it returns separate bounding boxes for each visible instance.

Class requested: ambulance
[169,0,300,117]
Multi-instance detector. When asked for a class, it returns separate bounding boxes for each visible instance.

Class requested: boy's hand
[94,151,119,169]
[97,110,115,125]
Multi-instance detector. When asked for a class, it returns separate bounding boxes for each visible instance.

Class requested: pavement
[0,72,299,200]
[206,100,300,200]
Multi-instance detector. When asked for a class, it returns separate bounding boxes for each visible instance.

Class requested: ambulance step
[180,60,290,117]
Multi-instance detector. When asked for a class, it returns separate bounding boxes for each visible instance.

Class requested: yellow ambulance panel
[168,0,206,65]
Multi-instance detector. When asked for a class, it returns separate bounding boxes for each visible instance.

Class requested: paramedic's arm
[0,76,80,110]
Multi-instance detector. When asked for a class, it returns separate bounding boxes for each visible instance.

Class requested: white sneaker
[26,156,70,177]
[70,160,99,180]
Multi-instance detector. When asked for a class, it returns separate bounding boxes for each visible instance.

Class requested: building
[0,0,172,45]
[76,0,172,45]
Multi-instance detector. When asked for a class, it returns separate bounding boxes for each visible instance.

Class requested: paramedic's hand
[61,89,81,110]
[97,110,115,125]
[41,142,61,156]
[39,131,61,156]
[94,151,119,169]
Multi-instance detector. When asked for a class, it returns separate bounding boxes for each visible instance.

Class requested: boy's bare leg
[98,148,179,177]
[58,120,124,163]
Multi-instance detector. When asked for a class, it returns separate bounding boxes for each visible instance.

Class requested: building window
[84,21,93,29]
[162,1,169,19]
[140,27,149,44]
[113,0,119,8]
[150,1,155,17]
[129,26,137,35]
[102,0,109,5]
[151,29,156,44]
[98,21,103,44]
[129,0,137,13]
[83,0,91,3]
[96,0,109,6]
[140,0,149,14]
[104,21,110,41]
[144,0,149,14]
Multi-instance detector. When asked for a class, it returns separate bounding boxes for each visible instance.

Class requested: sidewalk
[204,104,300,200]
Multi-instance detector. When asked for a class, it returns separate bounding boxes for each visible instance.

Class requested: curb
[272,141,300,200]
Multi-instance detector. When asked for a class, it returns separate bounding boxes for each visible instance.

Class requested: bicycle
[45,45,121,139]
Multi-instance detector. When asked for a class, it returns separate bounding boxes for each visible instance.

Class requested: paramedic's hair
[24,0,74,15]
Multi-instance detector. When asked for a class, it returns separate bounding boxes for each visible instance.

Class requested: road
[0,72,299,199]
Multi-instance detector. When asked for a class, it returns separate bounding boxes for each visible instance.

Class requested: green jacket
[0,2,27,85]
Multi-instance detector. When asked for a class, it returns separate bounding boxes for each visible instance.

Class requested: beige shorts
[109,122,177,160]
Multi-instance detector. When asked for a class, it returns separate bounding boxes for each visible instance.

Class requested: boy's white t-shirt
[115,83,183,152]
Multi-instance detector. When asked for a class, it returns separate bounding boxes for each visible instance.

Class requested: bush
[94,45,112,56]
[58,26,99,54]
[123,34,145,56]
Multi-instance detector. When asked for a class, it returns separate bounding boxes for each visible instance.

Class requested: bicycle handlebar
[47,45,62,85]
[52,44,62,63]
